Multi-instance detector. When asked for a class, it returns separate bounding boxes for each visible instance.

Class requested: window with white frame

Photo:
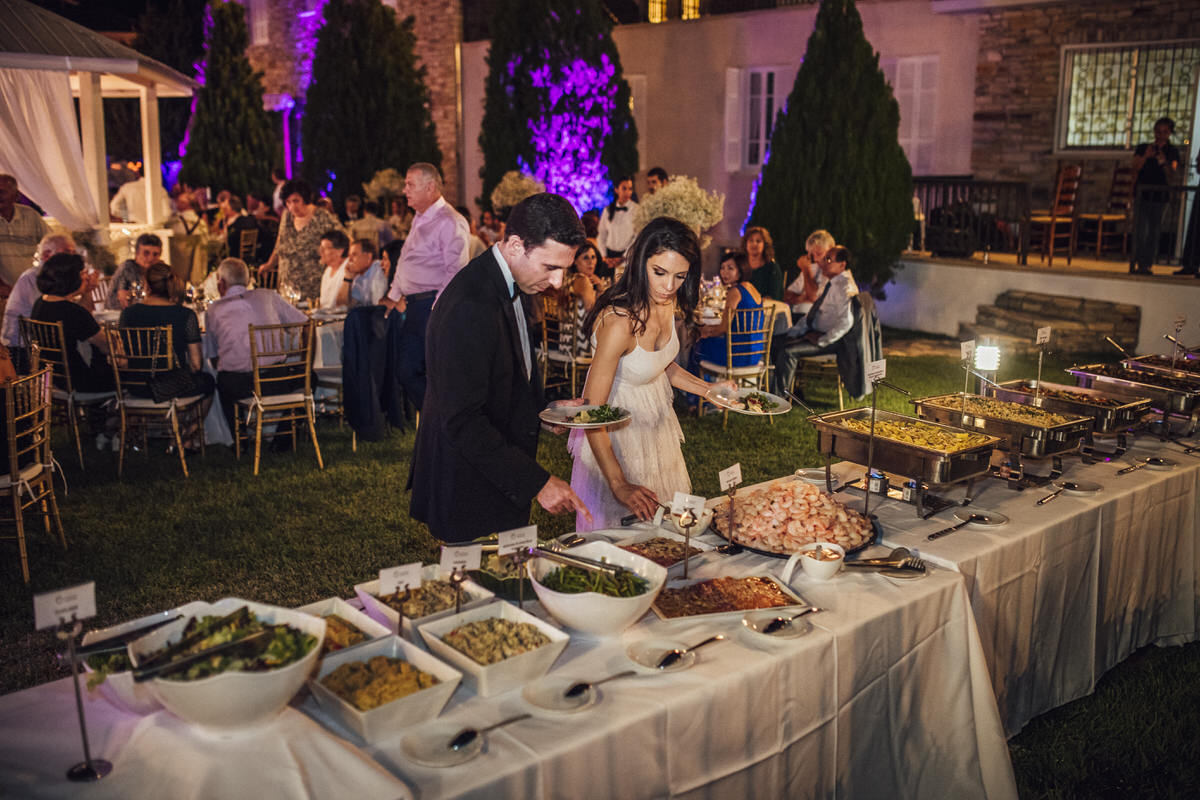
[882,55,938,175]
[1057,41,1200,151]
[247,0,269,45]
[744,67,779,169]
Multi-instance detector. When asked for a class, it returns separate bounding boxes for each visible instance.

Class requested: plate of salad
[708,387,792,416]
[539,403,632,429]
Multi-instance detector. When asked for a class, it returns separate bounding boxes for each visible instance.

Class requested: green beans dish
[539,564,649,597]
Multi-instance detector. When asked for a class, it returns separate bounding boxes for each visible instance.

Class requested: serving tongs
[843,547,926,572]
[75,613,184,658]
[526,546,627,578]
[131,628,271,683]
[132,606,253,671]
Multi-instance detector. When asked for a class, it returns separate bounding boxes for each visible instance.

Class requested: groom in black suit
[410,193,592,543]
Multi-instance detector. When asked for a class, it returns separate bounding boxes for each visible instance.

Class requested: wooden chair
[19,317,115,468]
[105,326,207,478]
[235,322,323,475]
[1027,164,1082,267]
[794,353,845,410]
[91,276,111,308]
[697,305,776,429]
[313,365,355,452]
[537,293,592,397]
[0,368,66,584]
[1078,165,1135,257]
[237,228,259,265]
[255,269,279,291]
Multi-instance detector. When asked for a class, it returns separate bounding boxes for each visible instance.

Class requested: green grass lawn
[1,346,1197,796]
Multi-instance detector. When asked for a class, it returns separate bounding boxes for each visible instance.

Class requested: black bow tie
[510,284,521,301]
[613,206,628,213]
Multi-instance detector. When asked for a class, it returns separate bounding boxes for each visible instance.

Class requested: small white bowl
[309,635,461,744]
[417,600,568,697]
[792,542,845,582]
[355,564,495,645]
[128,598,325,731]
[528,541,666,636]
[668,508,714,537]
[294,597,392,658]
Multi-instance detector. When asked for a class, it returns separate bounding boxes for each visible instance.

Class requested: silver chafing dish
[1121,354,1200,381]
[808,408,1001,485]
[983,380,1151,436]
[1066,363,1200,417]
[911,393,1091,459]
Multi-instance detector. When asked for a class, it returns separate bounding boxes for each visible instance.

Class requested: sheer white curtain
[0,67,100,230]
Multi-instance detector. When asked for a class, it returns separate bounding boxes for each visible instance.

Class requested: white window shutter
[724,68,743,173]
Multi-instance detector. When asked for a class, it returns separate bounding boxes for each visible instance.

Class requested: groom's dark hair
[505,193,586,251]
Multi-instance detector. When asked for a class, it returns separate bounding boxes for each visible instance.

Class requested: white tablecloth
[0,543,1016,799]
[827,432,1200,736]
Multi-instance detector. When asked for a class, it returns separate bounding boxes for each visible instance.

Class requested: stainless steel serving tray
[985,380,1152,436]
[912,393,1091,458]
[1066,364,1200,416]
[808,408,1001,485]
[1122,354,1200,380]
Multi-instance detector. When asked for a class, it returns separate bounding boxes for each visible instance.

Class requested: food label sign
[671,491,707,517]
[497,525,538,556]
[439,544,482,573]
[379,562,423,596]
[1036,326,1052,345]
[865,359,887,384]
[1175,314,1187,332]
[33,582,96,631]
[960,340,975,362]
[719,463,742,492]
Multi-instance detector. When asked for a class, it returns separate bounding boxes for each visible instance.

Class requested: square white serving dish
[294,597,392,658]
[355,564,495,645]
[417,600,569,698]
[612,528,715,573]
[309,635,462,744]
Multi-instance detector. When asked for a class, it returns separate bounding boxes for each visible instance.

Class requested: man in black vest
[410,193,592,543]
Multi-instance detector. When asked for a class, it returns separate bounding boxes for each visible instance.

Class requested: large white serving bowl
[354,564,494,645]
[309,635,462,744]
[527,541,667,636]
[127,598,325,731]
[417,600,569,697]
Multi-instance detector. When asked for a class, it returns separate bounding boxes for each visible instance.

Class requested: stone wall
[971,0,1200,207]
[244,0,307,101]
[391,0,463,205]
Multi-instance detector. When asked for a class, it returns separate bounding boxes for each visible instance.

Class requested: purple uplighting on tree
[512,54,618,211]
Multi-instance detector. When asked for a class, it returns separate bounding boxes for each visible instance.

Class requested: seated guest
[478,209,503,247]
[456,205,488,260]
[32,253,113,392]
[108,233,163,309]
[341,194,364,225]
[337,239,388,308]
[555,241,608,357]
[1,234,90,369]
[224,195,262,257]
[205,258,308,432]
[387,196,413,241]
[247,192,279,263]
[743,226,783,301]
[784,229,835,315]
[771,246,858,397]
[692,250,765,369]
[317,229,351,309]
[349,201,394,248]
[118,262,215,399]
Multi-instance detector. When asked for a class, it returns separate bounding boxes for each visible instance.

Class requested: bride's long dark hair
[582,216,701,339]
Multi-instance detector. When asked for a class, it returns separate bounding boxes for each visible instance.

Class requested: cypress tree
[178,0,280,196]
[303,0,441,205]
[479,0,638,212]
[745,0,911,292]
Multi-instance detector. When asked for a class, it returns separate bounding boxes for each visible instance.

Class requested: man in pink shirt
[379,163,470,411]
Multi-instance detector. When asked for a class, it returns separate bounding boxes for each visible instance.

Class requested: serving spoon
[448,713,532,751]
[760,606,821,635]
[927,513,988,540]
[1037,480,1079,505]
[655,633,725,669]
[563,669,636,699]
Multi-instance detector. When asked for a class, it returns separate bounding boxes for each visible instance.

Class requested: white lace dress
[569,323,691,531]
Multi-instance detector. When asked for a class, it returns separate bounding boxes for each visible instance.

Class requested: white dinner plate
[1143,457,1178,471]
[401,721,483,767]
[521,676,597,714]
[1053,479,1102,494]
[794,468,841,490]
[538,405,631,429]
[625,638,695,673]
[740,609,813,640]
[952,508,1009,527]
[709,387,792,416]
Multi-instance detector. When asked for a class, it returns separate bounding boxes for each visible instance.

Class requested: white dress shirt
[807,268,858,348]
[596,200,638,255]
[204,285,309,372]
[0,267,40,346]
[319,258,349,309]
[492,245,531,379]
[385,196,470,300]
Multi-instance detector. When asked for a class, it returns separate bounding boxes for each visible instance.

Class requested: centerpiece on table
[631,174,724,249]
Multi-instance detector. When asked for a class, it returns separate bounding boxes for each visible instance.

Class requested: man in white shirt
[317,229,350,309]
[1,233,88,369]
[378,163,470,411]
[108,174,170,224]
[771,245,858,397]
[270,167,288,217]
[596,175,637,266]
[0,175,49,290]
[205,257,309,432]
[337,239,388,308]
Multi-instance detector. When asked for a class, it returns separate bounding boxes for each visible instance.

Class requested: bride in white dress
[569,218,734,531]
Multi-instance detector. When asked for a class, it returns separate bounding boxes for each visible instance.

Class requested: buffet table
[0,539,1017,799]
[827,433,1200,736]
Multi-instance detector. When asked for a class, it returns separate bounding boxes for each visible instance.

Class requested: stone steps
[956,290,1140,355]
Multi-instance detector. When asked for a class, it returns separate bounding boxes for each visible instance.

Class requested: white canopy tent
[0,0,196,233]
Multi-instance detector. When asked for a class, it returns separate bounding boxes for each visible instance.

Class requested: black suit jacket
[408,248,548,542]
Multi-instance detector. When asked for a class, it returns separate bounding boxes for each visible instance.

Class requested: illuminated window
[648,0,667,24]
[1057,42,1200,150]
[247,0,268,45]
[682,0,699,20]
[883,56,938,174]
[745,68,778,168]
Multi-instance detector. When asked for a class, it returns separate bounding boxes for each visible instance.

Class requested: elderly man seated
[336,239,389,309]
[205,257,308,433]
[771,245,858,397]
[1,233,95,370]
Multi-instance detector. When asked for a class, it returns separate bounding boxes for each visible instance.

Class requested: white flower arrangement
[490,171,546,212]
[632,175,725,249]
[362,168,404,202]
